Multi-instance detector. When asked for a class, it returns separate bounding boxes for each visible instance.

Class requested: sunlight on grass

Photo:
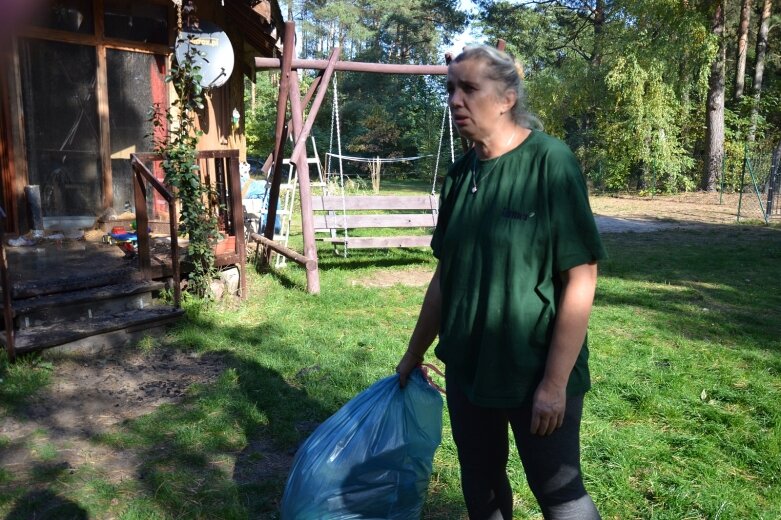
[1,226,779,519]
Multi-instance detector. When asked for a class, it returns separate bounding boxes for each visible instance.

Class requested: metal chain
[448,107,455,163]
[332,74,349,256]
[327,84,336,186]
[432,104,449,196]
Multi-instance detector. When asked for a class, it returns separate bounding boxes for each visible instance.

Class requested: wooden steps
[1,275,183,357]
[10,307,184,355]
[7,267,143,299]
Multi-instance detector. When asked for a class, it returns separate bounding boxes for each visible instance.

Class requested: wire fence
[737,141,781,223]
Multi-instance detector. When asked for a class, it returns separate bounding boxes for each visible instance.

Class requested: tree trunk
[704,0,725,191]
[748,0,772,141]
[591,0,605,68]
[734,0,752,99]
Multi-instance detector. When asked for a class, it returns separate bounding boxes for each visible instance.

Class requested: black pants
[446,371,601,520]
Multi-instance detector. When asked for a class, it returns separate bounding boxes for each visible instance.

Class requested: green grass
[1,224,780,519]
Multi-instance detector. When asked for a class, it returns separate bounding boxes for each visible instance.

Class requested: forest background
[244,0,780,194]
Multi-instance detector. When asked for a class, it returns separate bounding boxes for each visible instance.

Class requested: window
[15,1,173,225]
[104,0,169,45]
[20,40,101,220]
[107,49,167,214]
[30,0,95,35]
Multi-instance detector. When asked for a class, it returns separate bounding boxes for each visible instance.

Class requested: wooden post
[284,47,340,294]
[133,171,152,279]
[0,207,15,362]
[255,58,448,75]
[263,21,296,262]
[259,72,325,175]
[169,197,181,308]
[286,48,341,169]
[96,44,113,211]
[289,70,319,294]
[227,152,247,299]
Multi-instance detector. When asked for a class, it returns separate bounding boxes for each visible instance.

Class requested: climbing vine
[149,33,219,297]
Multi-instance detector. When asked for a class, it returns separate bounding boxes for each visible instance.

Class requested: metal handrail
[0,206,15,361]
[130,154,181,308]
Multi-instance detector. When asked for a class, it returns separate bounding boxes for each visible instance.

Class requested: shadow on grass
[4,488,88,520]
[597,227,781,351]
[0,311,464,519]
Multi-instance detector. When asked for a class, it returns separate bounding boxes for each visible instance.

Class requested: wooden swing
[314,74,454,252]
[251,20,460,293]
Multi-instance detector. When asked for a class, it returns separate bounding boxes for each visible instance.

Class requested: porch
[0,149,247,361]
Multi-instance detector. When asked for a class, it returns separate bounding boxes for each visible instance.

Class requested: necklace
[471,129,517,194]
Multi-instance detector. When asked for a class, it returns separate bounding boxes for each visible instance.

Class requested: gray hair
[452,45,542,130]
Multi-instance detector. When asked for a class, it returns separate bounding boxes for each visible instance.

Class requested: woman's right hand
[396,350,423,388]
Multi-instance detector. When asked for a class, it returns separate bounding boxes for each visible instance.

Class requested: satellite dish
[175,21,235,89]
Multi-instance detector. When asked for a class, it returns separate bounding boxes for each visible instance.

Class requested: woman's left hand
[530,379,567,436]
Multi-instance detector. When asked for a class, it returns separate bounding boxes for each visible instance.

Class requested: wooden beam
[10,39,28,233]
[311,195,438,211]
[251,233,317,271]
[256,57,448,76]
[96,43,113,210]
[287,48,341,169]
[263,21,295,258]
[288,70,319,294]
[313,213,438,229]
[258,71,324,175]
[19,27,171,56]
[133,171,152,279]
[322,236,432,249]
[226,152,247,299]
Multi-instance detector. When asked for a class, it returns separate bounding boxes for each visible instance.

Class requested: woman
[396,46,605,520]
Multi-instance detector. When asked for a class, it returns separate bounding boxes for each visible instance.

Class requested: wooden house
[0,0,284,359]
[1,0,283,232]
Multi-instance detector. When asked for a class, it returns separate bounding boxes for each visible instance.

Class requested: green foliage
[241,0,467,186]
[244,73,279,159]
[477,0,780,193]
[150,38,220,297]
[244,0,780,193]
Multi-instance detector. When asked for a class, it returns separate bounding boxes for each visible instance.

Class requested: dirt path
[591,192,765,227]
[1,349,225,484]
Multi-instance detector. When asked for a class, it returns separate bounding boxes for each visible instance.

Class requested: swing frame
[250,21,449,294]
[252,20,505,294]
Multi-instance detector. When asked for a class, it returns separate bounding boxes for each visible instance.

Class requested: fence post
[720,154,725,205]
[746,154,769,224]
[737,144,748,223]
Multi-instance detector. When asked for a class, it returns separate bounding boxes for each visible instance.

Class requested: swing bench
[315,74,453,252]
[312,194,439,249]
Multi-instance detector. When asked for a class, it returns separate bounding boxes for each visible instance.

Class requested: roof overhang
[223,0,284,58]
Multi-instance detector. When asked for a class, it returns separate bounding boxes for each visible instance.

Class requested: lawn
[2,222,780,519]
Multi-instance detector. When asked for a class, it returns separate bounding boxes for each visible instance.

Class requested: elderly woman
[396,46,606,520]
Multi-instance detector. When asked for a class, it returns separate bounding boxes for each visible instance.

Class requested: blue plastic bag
[280,368,443,519]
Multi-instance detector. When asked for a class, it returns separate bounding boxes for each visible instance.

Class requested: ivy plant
[149,37,220,297]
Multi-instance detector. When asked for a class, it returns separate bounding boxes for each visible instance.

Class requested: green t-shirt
[431,130,607,407]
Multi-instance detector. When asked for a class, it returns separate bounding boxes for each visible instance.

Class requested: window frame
[12,0,173,213]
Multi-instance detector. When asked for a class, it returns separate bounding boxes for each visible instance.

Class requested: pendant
[471,186,478,194]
